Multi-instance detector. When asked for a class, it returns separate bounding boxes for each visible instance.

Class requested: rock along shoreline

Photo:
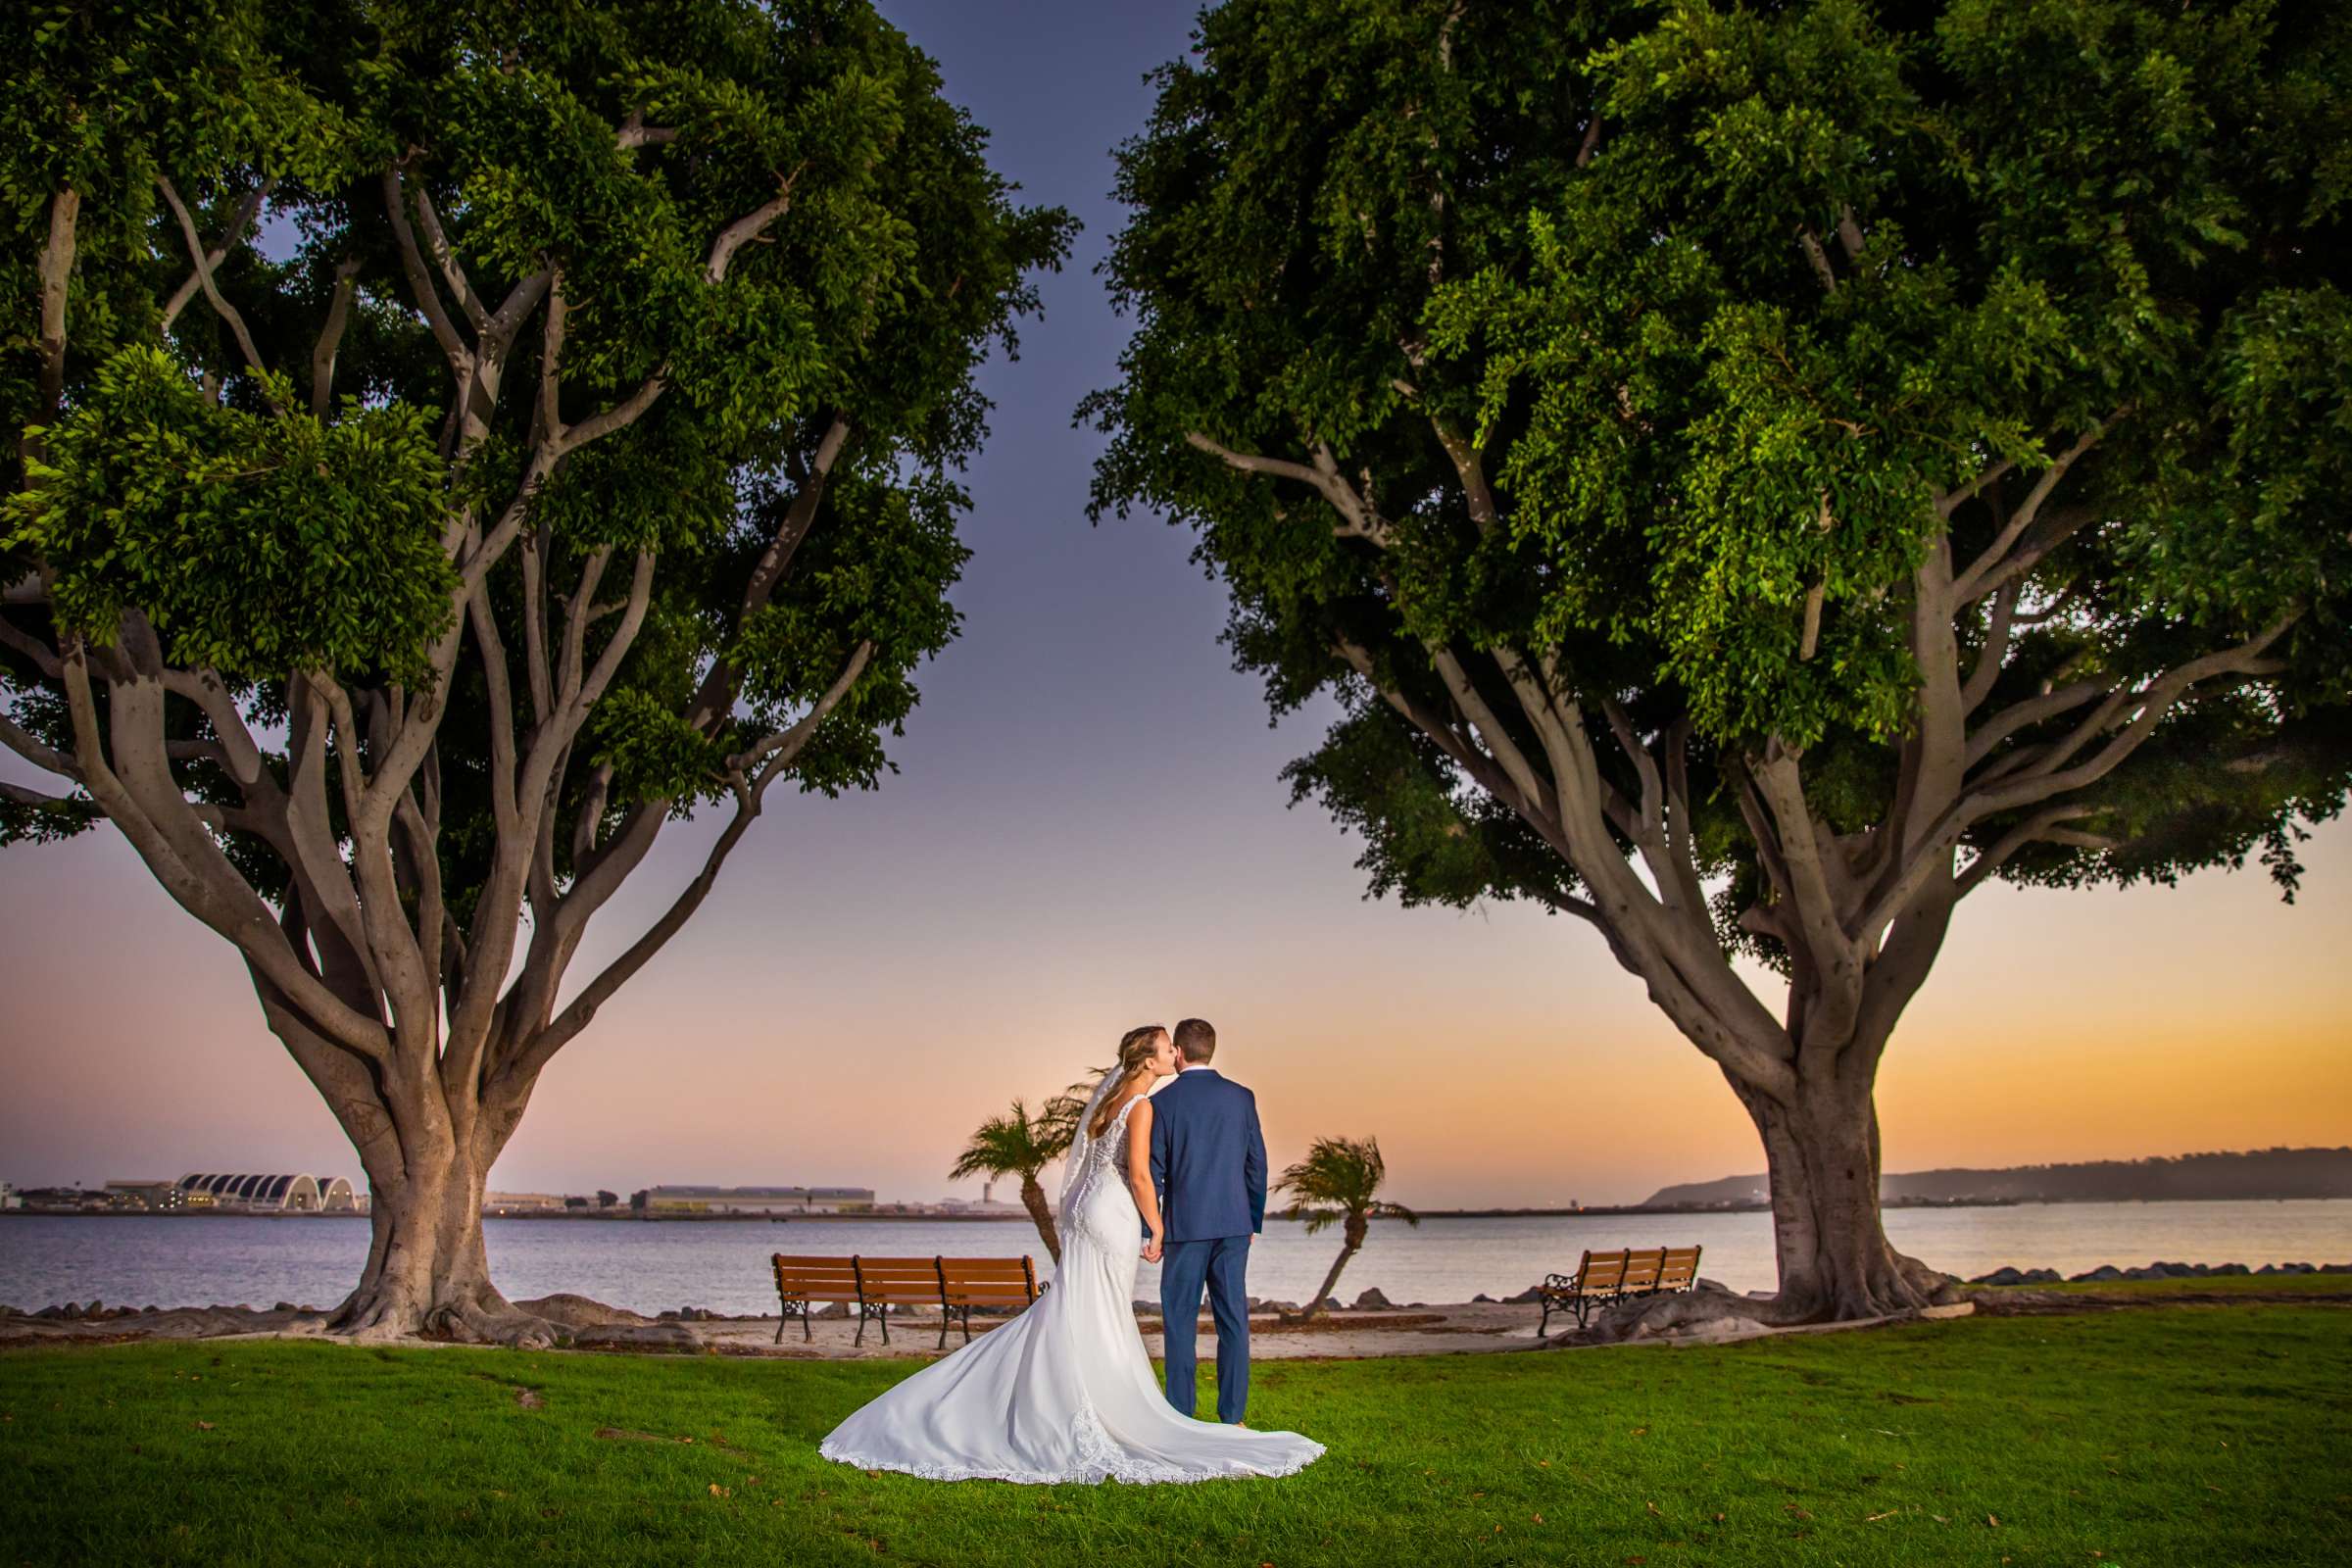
[5,1257,2349,1345]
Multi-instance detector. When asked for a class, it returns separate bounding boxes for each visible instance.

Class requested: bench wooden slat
[1538,1243,1702,1336]
[770,1252,1043,1348]
[940,1254,1038,1310]
[770,1255,859,1299]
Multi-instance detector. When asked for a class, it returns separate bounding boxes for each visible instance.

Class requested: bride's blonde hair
[1089,1024,1168,1138]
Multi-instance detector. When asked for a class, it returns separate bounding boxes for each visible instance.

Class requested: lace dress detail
[817,1090,1324,1485]
[1060,1097,1139,1250]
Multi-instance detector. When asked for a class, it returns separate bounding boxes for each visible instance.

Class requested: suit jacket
[1149,1068,1267,1244]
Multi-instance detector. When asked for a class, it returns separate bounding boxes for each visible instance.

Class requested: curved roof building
[176,1173,357,1212]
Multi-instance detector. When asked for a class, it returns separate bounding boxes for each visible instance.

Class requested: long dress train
[817,1097,1324,1483]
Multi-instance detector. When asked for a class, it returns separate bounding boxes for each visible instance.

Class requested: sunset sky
[1,1,2345,1208]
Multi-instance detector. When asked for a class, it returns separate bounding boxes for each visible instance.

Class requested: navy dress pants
[1157,1234,1250,1423]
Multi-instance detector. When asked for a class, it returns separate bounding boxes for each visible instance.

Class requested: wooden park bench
[769,1254,860,1343]
[770,1252,1044,1348]
[1537,1245,1702,1335]
[938,1255,1043,1348]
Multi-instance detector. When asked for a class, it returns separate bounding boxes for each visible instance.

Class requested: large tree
[2,0,1068,1343]
[1089,0,2351,1325]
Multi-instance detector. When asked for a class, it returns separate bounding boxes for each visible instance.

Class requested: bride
[818,1024,1325,1484]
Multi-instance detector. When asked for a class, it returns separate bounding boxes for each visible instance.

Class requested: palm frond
[1034,1065,1109,1160]
[1274,1134,1395,1219]
[949,1099,1051,1181]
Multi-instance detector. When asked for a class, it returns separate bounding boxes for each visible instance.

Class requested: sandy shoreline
[0,1294,1986,1357]
[10,1263,2348,1358]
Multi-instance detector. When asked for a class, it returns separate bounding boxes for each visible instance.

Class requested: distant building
[939,1192,1025,1215]
[0,1181,18,1210]
[641,1185,874,1215]
[484,1192,569,1215]
[104,1180,184,1210]
[174,1173,358,1212]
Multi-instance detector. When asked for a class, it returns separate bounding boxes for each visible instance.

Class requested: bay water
[4,1200,2347,1317]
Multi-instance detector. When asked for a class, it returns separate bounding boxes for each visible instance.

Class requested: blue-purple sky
[1,1,2345,1206]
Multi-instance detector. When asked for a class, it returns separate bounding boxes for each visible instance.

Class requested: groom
[1149,1016,1267,1424]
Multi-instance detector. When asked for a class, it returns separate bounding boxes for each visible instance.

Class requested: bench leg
[854,1306,866,1348]
[960,1310,974,1346]
[879,1305,890,1347]
[774,1305,786,1345]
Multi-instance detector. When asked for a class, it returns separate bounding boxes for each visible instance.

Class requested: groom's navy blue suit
[1150,1066,1267,1423]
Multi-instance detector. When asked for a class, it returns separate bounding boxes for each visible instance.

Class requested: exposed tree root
[423,1298,564,1349]
[1551,1263,1961,1348]
[1563,1286,1790,1347]
[326,1281,564,1348]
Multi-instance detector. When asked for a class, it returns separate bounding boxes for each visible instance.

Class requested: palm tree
[952,1099,1078,1263]
[1275,1136,1417,1322]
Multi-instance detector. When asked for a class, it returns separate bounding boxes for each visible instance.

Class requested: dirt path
[8,1287,2341,1356]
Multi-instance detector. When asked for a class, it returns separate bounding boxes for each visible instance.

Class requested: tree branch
[1796,226,1838,292]
[1575,115,1602,169]
[731,640,874,777]
[706,164,807,284]
[60,638,389,1059]
[1185,431,1389,541]
[309,257,363,418]
[0,704,81,782]
[499,783,760,1088]
[1747,747,1860,991]
[32,188,79,438]
[1951,408,2130,602]
[160,180,274,334]
[1864,612,2297,937]
[1964,676,2108,769]
[1955,806,2099,898]
[380,164,471,371]
[0,615,65,679]
[408,179,491,332]
[616,112,680,150]
[1961,577,2021,713]
[157,176,282,412]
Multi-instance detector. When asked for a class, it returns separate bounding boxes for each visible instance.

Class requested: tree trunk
[1586,1053,1954,1345]
[1731,1057,1956,1323]
[1294,1214,1366,1323]
[321,1074,557,1347]
[1020,1172,1061,1265]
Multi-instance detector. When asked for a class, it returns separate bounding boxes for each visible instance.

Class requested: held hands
[1143,1231,1163,1264]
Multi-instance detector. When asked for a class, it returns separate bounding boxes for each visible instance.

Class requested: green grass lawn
[1965,1272,2352,1298]
[3,1305,2346,1567]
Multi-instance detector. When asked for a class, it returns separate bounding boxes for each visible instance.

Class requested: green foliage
[12,348,455,681]
[1090,0,2352,932]
[589,688,738,812]
[1276,1134,1417,1236]
[950,1099,1073,1182]
[2,1,1070,899]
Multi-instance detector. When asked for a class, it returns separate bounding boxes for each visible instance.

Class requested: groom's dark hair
[1173,1017,1216,1063]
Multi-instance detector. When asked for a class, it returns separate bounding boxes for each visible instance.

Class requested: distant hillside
[1642,1147,2352,1207]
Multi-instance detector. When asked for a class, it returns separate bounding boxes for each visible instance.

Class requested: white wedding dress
[818,1093,1325,1484]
